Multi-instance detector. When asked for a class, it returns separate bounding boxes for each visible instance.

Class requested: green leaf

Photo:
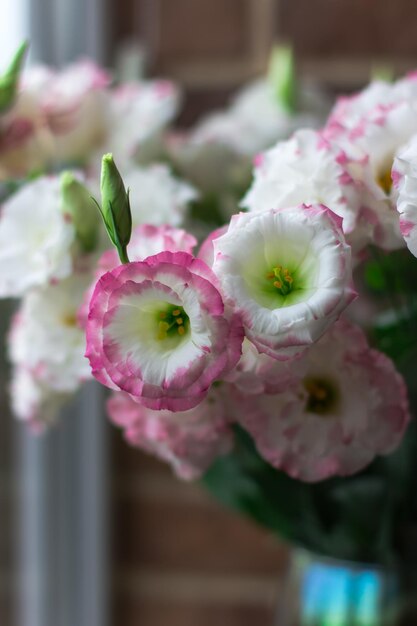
[0,41,29,113]
[203,425,417,564]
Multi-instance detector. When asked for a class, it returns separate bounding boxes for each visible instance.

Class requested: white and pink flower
[86,251,244,411]
[211,206,356,360]
[121,164,197,227]
[107,388,233,480]
[105,80,181,167]
[10,366,70,433]
[79,224,197,326]
[0,176,76,297]
[0,87,54,180]
[36,59,111,163]
[243,128,402,254]
[392,134,417,257]
[9,274,92,392]
[233,319,410,482]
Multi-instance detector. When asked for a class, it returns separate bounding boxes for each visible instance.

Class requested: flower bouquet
[2,43,417,624]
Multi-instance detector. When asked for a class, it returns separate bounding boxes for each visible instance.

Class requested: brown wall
[110,0,417,95]
[111,438,289,626]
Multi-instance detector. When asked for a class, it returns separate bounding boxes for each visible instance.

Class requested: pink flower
[232,319,410,482]
[86,251,244,411]
[107,388,233,480]
[212,206,356,360]
[78,224,197,326]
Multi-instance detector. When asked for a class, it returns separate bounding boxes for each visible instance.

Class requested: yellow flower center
[156,306,189,341]
[304,377,339,416]
[61,313,77,327]
[377,168,393,195]
[266,265,294,296]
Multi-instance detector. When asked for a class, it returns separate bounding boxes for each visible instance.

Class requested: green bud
[267,44,296,114]
[371,64,394,83]
[97,153,132,264]
[60,172,100,253]
[0,41,29,114]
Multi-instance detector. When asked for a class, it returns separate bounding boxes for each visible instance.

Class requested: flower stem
[119,246,130,264]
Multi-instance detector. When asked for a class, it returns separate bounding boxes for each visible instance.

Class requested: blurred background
[3,1,417,625]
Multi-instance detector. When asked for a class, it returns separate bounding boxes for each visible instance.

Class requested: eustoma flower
[9,274,92,392]
[86,251,243,411]
[107,388,233,480]
[0,176,75,297]
[233,319,410,482]
[10,366,70,433]
[121,164,197,227]
[243,128,402,254]
[78,224,197,327]
[211,206,356,360]
[37,60,110,163]
[393,134,417,256]
[106,80,181,166]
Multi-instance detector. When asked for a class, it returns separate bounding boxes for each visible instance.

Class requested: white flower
[327,80,395,131]
[10,366,70,432]
[0,87,54,180]
[230,78,326,151]
[243,130,360,237]
[123,164,197,227]
[9,274,92,392]
[0,176,75,297]
[168,128,252,196]
[169,79,326,197]
[212,206,356,360]
[105,80,181,167]
[243,128,403,254]
[393,133,417,256]
[328,74,417,133]
[38,60,111,163]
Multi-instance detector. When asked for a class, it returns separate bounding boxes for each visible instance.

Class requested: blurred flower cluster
[3,43,417,562]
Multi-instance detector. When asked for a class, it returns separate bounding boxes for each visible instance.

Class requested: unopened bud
[97,153,132,263]
[60,172,100,252]
[0,41,29,113]
[267,44,296,114]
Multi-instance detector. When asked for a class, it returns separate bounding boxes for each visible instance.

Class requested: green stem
[118,246,130,264]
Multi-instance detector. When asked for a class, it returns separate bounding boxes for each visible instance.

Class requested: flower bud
[99,153,132,263]
[267,44,296,114]
[0,41,29,113]
[60,172,100,252]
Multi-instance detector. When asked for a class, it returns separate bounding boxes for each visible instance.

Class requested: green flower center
[304,377,339,416]
[242,245,318,310]
[266,265,294,297]
[156,305,190,341]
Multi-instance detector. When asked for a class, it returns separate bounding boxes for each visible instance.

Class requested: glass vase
[276,549,417,626]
